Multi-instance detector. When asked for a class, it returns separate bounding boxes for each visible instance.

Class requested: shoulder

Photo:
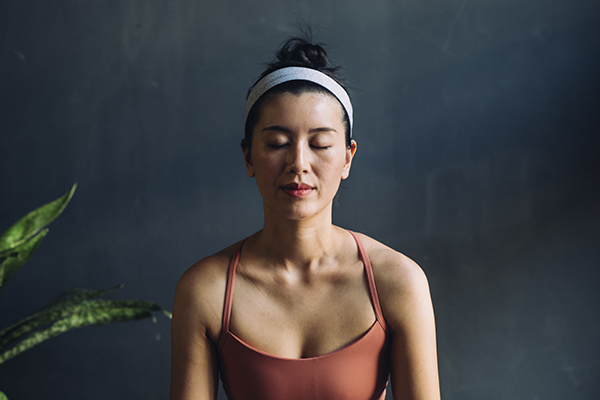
[351,231,427,290]
[351,232,432,329]
[350,231,440,397]
[173,240,241,342]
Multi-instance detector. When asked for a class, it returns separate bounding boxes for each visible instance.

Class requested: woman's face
[244,91,357,222]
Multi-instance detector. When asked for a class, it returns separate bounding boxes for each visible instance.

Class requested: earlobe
[246,163,255,178]
[242,147,255,178]
[342,140,357,180]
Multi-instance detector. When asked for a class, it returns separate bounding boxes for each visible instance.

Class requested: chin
[282,204,330,221]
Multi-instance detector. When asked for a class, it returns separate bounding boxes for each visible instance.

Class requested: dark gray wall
[1,0,599,399]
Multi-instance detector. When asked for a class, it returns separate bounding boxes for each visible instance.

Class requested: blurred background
[1,0,598,399]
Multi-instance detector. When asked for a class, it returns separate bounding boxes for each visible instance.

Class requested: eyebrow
[261,125,338,133]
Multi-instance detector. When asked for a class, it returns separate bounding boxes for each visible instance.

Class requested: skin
[170,92,440,400]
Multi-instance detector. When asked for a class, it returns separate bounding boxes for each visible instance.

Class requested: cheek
[317,152,347,179]
[252,152,284,178]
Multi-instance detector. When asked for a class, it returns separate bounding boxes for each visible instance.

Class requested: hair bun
[253,35,346,90]
[277,38,329,69]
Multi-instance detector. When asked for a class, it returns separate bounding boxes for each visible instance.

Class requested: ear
[241,140,255,178]
[341,140,357,180]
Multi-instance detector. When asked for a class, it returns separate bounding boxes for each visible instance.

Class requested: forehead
[256,92,346,128]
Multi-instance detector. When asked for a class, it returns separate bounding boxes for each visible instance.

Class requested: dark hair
[243,37,351,152]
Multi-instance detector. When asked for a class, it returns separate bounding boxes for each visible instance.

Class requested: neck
[253,208,342,271]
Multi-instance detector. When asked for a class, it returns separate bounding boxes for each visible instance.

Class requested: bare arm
[389,263,439,399]
[364,236,440,399]
[170,259,225,400]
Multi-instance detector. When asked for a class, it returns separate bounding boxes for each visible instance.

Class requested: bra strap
[218,238,247,350]
[348,230,387,332]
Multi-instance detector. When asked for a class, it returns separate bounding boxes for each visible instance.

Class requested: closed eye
[268,143,288,149]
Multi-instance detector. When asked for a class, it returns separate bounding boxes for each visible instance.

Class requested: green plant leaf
[0,299,169,365]
[0,390,7,400]
[0,286,123,349]
[0,183,76,254]
[0,230,47,292]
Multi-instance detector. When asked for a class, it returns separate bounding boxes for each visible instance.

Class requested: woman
[170,37,440,400]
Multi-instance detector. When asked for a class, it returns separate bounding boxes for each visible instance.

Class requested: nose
[287,142,309,174]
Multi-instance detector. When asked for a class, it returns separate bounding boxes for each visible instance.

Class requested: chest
[228,265,377,359]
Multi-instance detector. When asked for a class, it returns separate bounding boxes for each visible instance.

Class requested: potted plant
[0,184,171,399]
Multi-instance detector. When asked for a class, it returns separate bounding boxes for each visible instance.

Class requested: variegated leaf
[0,183,76,254]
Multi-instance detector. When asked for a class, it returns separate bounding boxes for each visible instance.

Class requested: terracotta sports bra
[217,231,391,400]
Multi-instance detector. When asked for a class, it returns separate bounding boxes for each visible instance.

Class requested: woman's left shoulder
[351,232,432,323]
[352,231,426,287]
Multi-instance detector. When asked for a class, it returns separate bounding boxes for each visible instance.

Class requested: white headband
[244,66,353,136]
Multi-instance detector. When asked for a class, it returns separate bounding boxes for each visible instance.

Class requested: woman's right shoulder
[178,242,238,289]
[173,240,241,340]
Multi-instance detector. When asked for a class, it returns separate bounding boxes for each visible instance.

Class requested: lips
[281,182,314,198]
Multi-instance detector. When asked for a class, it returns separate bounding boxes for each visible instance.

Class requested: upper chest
[227,260,377,358]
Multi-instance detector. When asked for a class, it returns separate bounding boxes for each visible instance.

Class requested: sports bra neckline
[217,230,387,359]
[226,319,384,361]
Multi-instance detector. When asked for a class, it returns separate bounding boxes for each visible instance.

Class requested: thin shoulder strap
[348,230,387,331]
[218,238,247,350]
